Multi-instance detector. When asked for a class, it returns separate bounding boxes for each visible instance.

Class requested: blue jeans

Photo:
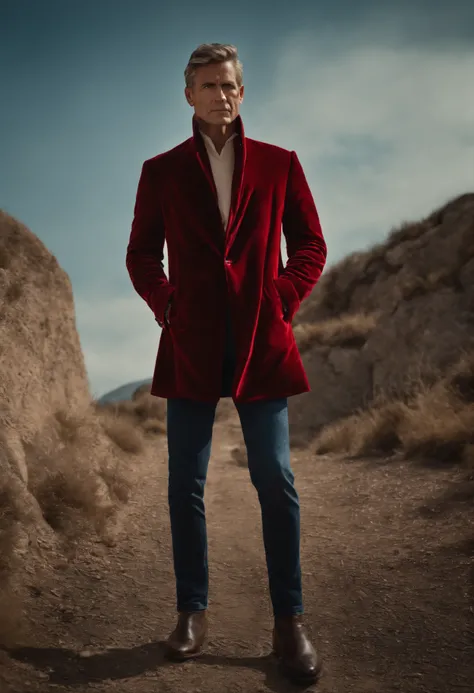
[166,308,303,617]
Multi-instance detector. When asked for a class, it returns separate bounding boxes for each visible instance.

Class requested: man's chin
[199,112,235,125]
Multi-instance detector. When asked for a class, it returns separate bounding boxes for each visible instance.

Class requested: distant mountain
[97,377,152,404]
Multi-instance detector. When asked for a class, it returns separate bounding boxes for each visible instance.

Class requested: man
[126,43,327,685]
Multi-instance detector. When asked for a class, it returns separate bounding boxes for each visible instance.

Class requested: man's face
[185,60,244,125]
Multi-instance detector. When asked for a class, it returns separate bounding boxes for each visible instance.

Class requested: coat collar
[192,111,245,151]
[191,114,247,248]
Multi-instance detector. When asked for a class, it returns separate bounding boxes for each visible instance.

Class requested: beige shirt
[200,130,238,231]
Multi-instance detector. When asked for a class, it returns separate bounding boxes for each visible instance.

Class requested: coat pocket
[271,279,289,322]
[166,295,181,331]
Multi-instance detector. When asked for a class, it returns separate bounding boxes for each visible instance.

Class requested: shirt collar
[199,129,238,154]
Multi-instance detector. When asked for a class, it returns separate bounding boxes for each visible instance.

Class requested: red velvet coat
[126,114,327,403]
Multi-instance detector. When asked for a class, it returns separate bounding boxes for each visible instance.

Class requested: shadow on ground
[3,641,317,692]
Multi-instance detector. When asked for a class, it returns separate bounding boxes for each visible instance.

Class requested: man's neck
[196,116,237,154]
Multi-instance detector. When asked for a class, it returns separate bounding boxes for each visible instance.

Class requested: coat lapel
[191,114,247,253]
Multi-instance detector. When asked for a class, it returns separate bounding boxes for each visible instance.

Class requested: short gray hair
[184,43,243,89]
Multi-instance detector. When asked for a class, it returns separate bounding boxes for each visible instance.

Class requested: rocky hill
[0,211,137,646]
[288,193,474,458]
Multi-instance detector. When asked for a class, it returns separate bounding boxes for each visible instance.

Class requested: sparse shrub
[34,461,101,534]
[132,382,152,400]
[23,409,133,543]
[399,400,474,463]
[99,462,131,503]
[385,220,429,250]
[351,402,408,456]
[399,269,457,300]
[95,392,166,434]
[294,312,378,353]
[99,412,144,454]
[314,353,474,465]
[447,353,474,403]
[133,393,165,422]
[142,418,166,435]
[314,414,360,455]
[314,401,408,457]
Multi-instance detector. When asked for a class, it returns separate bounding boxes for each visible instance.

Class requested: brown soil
[1,406,473,693]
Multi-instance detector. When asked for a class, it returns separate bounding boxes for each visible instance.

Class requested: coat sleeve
[274,150,327,322]
[126,160,175,327]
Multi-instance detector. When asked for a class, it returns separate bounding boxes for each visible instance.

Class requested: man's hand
[281,297,289,322]
[164,296,173,328]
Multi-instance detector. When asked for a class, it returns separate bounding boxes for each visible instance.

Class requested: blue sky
[2,0,473,398]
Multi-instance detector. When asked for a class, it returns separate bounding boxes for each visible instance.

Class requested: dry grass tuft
[294,312,379,354]
[98,409,145,454]
[133,393,166,423]
[315,401,409,457]
[446,352,474,403]
[385,219,430,249]
[17,405,135,546]
[399,398,474,463]
[398,269,456,300]
[142,418,166,435]
[99,462,132,503]
[34,462,102,534]
[24,431,132,548]
[95,392,167,440]
[132,382,152,400]
[314,352,474,465]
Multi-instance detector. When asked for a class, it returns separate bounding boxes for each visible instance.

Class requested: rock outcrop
[0,211,132,644]
[289,193,474,440]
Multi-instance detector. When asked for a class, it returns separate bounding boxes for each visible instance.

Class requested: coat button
[225,259,233,265]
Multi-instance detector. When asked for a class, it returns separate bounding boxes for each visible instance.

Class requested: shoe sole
[273,651,322,685]
[165,650,204,662]
[165,642,207,662]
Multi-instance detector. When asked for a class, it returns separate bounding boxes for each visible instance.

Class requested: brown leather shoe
[165,610,208,661]
[272,615,322,684]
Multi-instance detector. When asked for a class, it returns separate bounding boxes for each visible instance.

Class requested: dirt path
[2,405,474,692]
